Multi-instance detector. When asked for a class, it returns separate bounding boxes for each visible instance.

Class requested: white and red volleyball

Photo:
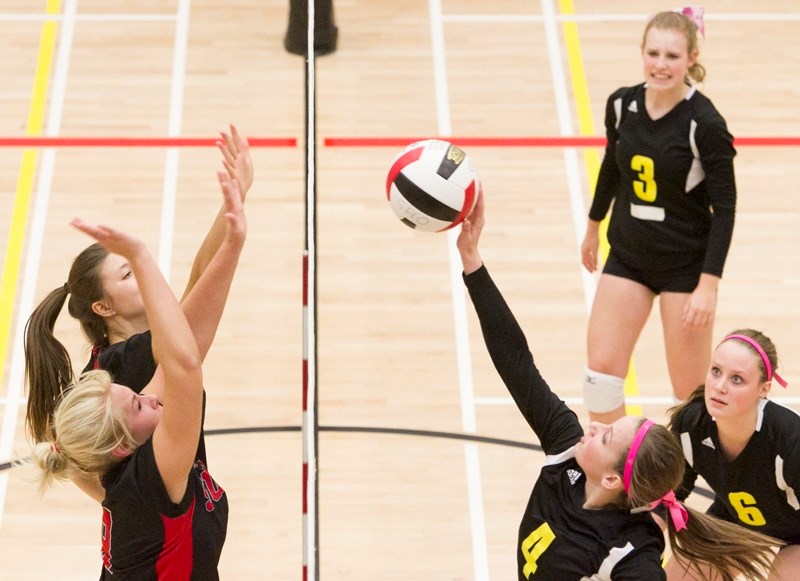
[385,139,480,233]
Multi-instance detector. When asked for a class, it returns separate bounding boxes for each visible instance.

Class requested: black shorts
[602,251,703,295]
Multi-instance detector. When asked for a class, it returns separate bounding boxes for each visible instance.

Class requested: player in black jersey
[458,193,779,581]
[580,10,736,423]
[24,125,252,500]
[666,330,800,579]
[31,170,245,580]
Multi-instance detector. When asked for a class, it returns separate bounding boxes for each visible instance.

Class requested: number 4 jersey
[464,266,666,580]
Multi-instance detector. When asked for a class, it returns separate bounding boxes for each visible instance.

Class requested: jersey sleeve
[588,89,625,222]
[694,108,737,277]
[611,547,667,581]
[463,265,583,454]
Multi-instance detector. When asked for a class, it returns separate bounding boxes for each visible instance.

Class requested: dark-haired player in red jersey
[31,169,245,579]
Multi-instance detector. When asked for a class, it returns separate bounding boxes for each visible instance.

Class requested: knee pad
[582,368,625,413]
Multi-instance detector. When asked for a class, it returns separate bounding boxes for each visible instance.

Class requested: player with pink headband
[668,329,799,579]
[455,193,779,580]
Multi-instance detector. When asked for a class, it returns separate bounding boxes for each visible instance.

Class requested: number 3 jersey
[100,397,228,580]
[464,266,665,580]
[672,398,800,543]
[589,83,736,276]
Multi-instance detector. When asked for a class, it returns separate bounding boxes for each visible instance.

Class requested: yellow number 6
[521,522,556,578]
[631,154,657,202]
[729,492,766,526]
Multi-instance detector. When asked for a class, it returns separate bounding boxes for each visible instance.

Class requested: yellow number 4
[729,492,766,526]
[631,154,657,202]
[521,522,556,578]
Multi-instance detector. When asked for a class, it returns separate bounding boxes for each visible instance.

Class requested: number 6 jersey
[672,398,800,543]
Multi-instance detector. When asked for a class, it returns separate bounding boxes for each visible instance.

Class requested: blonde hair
[31,370,137,494]
[643,11,706,84]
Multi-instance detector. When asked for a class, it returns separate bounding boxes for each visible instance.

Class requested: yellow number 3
[729,492,767,526]
[521,522,556,578]
[631,154,657,202]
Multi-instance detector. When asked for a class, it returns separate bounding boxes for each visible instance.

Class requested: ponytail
[668,506,781,581]
[29,440,75,494]
[31,370,134,494]
[24,243,110,443]
[24,286,74,443]
[622,420,780,580]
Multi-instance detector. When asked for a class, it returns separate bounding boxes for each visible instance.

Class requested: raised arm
[71,219,202,503]
[182,124,253,301]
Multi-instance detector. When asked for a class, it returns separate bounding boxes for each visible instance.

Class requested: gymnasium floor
[0,1,798,579]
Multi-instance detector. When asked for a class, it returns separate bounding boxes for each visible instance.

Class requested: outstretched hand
[216,172,247,246]
[217,124,253,197]
[456,188,485,275]
[70,219,147,260]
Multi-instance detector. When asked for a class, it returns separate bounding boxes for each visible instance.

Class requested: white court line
[443,13,800,23]
[429,0,489,579]
[157,0,191,278]
[0,14,177,22]
[0,0,78,531]
[540,0,596,313]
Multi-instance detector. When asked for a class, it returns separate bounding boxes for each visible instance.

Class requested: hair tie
[623,419,654,493]
[724,334,788,389]
[50,442,60,455]
[63,282,70,294]
[649,490,689,532]
[675,5,705,38]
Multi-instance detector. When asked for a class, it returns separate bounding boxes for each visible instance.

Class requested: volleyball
[385,139,480,233]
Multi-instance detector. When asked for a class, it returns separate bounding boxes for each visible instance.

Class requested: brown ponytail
[24,243,109,443]
[620,420,781,580]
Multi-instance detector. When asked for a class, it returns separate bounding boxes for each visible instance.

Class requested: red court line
[0,137,297,147]
[2,136,798,148]
[324,136,800,148]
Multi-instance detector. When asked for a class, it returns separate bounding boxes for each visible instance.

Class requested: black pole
[284,0,338,56]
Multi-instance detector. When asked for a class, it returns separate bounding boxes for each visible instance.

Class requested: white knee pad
[583,368,625,413]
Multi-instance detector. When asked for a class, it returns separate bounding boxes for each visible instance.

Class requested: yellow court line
[558,0,642,415]
[0,0,61,397]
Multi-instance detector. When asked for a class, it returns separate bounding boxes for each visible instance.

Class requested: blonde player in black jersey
[458,192,780,580]
[580,9,737,423]
[667,330,799,579]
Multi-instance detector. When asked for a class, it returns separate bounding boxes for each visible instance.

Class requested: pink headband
[625,419,690,532]
[623,419,654,493]
[724,334,788,388]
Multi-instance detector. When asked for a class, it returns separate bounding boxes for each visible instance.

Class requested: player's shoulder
[687,88,727,123]
[608,83,643,103]
[763,400,800,437]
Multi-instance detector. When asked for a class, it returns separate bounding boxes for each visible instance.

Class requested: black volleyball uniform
[589,83,736,276]
[82,331,157,393]
[672,398,800,544]
[100,395,228,580]
[464,265,665,580]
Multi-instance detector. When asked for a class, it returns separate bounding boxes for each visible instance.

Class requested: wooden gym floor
[0,1,798,579]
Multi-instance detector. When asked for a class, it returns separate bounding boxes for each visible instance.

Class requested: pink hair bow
[649,490,689,532]
[677,5,705,38]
